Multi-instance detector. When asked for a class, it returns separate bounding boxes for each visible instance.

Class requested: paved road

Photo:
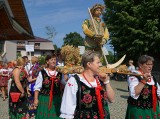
[0,80,129,119]
[109,80,128,119]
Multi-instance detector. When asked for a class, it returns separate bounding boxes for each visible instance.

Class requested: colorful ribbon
[152,85,157,112]
[95,79,104,119]
[48,76,56,110]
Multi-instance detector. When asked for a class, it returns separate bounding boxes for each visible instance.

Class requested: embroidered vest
[87,19,105,35]
[40,69,62,96]
[74,78,109,119]
[128,76,158,109]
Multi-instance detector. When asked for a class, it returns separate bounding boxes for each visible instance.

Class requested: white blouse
[127,71,160,99]
[0,68,11,76]
[34,68,59,91]
[60,74,97,119]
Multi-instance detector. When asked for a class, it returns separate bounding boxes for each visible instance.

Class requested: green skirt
[125,104,160,119]
[9,112,28,119]
[104,102,111,119]
[35,94,61,119]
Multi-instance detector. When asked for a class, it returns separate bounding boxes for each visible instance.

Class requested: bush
[38,56,46,65]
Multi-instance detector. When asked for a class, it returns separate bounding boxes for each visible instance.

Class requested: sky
[23,0,113,51]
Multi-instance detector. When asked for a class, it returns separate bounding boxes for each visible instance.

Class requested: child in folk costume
[60,51,115,119]
[125,55,160,119]
[27,56,42,118]
[34,53,67,119]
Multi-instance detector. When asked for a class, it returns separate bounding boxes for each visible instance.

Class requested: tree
[103,0,160,61]
[63,32,84,47]
[45,25,57,42]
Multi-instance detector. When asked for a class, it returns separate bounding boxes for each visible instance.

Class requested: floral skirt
[28,91,36,117]
[35,94,61,119]
[9,96,29,119]
[125,104,160,119]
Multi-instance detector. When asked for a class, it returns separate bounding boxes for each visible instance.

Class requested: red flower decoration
[146,115,150,119]
[93,115,98,119]
[44,79,50,84]
[83,94,92,104]
[142,88,150,95]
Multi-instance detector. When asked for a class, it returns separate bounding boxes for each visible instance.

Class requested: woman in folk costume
[82,4,109,52]
[0,63,10,101]
[34,53,67,119]
[9,57,29,119]
[60,50,115,119]
[27,56,42,118]
[125,55,160,119]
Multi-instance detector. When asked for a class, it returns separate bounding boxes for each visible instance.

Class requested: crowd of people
[0,52,160,119]
[0,51,115,119]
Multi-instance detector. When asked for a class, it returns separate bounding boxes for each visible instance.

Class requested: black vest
[39,69,62,96]
[128,76,158,109]
[74,75,109,119]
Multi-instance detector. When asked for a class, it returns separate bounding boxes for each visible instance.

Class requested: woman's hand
[20,92,25,98]
[34,99,39,109]
[28,76,33,82]
[98,72,110,83]
[143,73,152,82]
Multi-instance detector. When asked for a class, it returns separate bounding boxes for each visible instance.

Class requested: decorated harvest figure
[82,4,109,52]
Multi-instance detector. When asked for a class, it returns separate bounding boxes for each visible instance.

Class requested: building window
[27,52,34,56]
[31,52,34,56]
[35,43,40,47]
[17,42,25,46]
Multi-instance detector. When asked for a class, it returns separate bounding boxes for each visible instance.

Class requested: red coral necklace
[83,73,94,87]
[47,68,56,77]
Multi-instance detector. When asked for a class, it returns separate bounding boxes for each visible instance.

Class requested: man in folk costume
[82,4,109,52]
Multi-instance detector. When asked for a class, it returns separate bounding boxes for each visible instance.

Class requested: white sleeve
[127,76,139,99]
[60,76,78,119]
[34,71,43,91]
[157,83,160,97]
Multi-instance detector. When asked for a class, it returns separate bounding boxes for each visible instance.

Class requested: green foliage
[53,44,58,52]
[107,51,116,63]
[38,56,46,65]
[104,0,160,61]
[16,52,22,58]
[63,32,84,47]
